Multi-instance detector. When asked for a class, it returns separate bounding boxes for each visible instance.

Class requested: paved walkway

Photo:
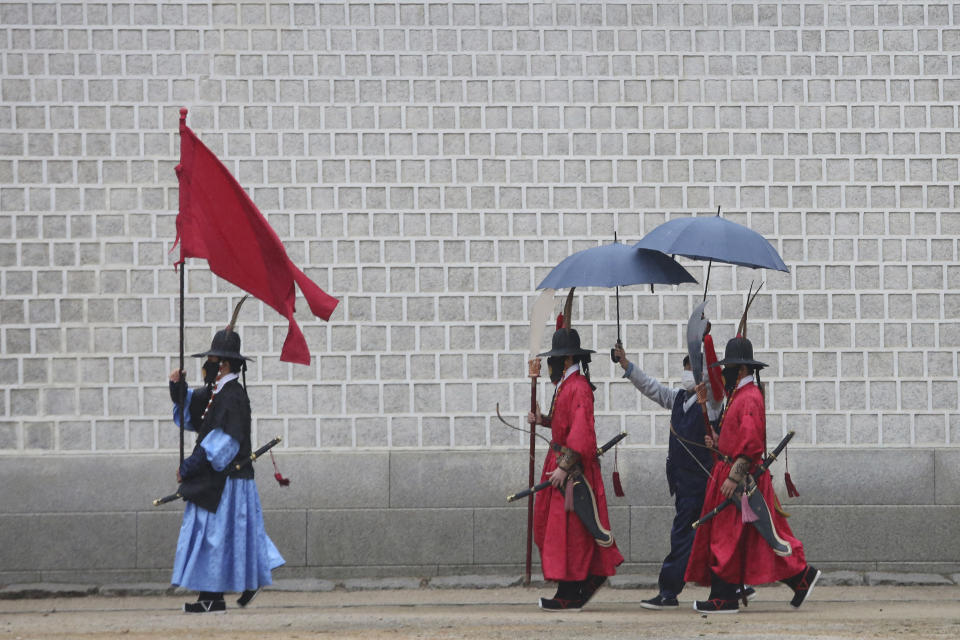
[2,583,960,639]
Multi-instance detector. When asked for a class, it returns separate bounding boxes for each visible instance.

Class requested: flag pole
[178,260,185,464]
[177,107,188,465]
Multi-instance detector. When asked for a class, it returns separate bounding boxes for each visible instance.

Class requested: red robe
[533,371,624,581]
[685,382,807,586]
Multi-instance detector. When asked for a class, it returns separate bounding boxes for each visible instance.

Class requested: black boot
[783,565,821,608]
[184,592,225,614]
[693,573,739,614]
[237,589,260,607]
[539,581,585,611]
[579,574,606,606]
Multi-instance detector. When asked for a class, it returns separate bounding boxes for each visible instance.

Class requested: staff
[520,289,557,585]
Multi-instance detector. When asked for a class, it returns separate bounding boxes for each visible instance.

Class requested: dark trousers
[657,491,705,599]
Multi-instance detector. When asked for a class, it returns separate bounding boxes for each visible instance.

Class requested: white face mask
[680,369,696,391]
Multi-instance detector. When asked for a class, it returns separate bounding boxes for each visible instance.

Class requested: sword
[686,300,709,388]
[686,300,720,450]
[152,436,283,506]
[507,432,627,502]
[692,430,794,528]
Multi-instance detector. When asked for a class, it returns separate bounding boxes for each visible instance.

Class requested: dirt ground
[2,585,960,640]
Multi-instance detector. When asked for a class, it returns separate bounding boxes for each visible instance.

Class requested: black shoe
[789,566,821,608]
[736,585,757,601]
[538,596,584,611]
[640,594,679,610]
[579,575,606,606]
[237,588,260,607]
[693,598,739,614]
[183,599,226,614]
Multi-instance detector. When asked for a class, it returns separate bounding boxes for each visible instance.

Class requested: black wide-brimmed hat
[191,328,250,361]
[538,328,595,358]
[191,296,251,361]
[711,336,766,370]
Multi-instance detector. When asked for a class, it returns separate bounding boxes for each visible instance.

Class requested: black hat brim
[711,358,767,369]
[191,350,251,361]
[537,346,595,358]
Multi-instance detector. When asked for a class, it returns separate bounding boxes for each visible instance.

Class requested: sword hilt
[152,492,181,506]
[507,480,550,502]
[235,435,282,470]
[597,432,627,457]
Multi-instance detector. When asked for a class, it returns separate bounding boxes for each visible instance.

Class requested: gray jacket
[622,362,722,420]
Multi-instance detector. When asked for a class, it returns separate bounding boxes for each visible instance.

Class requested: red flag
[173,109,338,365]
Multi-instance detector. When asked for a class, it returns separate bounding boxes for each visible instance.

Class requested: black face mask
[203,360,220,385]
[547,356,565,385]
[722,367,741,394]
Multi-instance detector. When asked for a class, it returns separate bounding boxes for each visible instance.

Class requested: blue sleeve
[172,387,195,432]
[200,428,240,472]
[178,448,205,479]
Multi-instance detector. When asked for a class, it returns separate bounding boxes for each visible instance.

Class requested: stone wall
[2,448,959,583]
[1,0,958,580]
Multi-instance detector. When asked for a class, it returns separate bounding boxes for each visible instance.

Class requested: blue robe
[171,387,284,592]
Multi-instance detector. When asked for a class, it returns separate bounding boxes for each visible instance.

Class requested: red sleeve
[563,381,597,461]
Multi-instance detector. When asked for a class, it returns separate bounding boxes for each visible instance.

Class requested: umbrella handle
[612,230,622,362]
[702,259,713,301]
[610,338,622,364]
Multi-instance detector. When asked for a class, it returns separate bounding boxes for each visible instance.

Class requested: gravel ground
[2,585,960,640]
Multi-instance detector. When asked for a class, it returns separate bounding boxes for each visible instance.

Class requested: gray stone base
[1,448,959,585]
[2,570,958,600]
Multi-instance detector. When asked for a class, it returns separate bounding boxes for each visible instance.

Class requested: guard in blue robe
[168,312,284,614]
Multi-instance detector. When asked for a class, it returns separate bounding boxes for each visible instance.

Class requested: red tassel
[270,450,291,487]
[612,471,624,497]
[740,493,758,523]
[564,480,574,512]
[784,472,800,498]
[611,444,625,497]
[555,313,564,330]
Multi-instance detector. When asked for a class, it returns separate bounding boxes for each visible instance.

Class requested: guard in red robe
[685,336,820,613]
[528,326,624,611]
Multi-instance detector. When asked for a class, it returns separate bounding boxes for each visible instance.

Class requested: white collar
[737,374,754,390]
[215,372,239,393]
[563,362,580,382]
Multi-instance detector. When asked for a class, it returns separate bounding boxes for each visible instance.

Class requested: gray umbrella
[536,238,696,360]
[635,207,788,297]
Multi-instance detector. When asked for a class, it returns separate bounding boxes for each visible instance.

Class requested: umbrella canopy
[635,216,789,273]
[536,242,697,290]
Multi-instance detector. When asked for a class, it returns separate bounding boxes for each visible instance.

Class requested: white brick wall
[1,1,958,453]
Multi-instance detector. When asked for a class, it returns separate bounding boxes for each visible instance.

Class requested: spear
[521,289,556,586]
